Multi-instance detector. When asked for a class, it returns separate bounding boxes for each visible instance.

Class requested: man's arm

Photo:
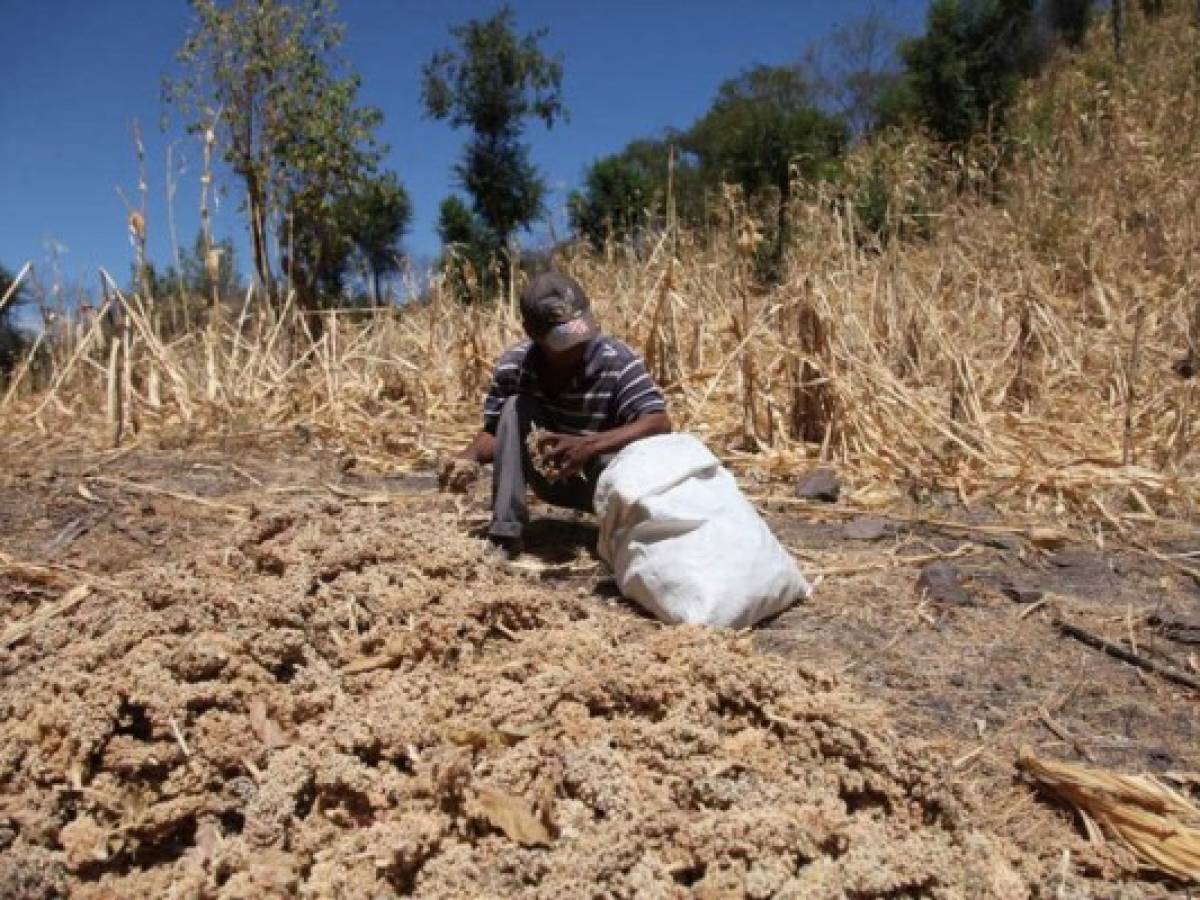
[458,430,496,465]
[438,430,494,493]
[453,347,518,470]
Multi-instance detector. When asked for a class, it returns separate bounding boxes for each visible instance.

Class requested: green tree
[685,65,847,273]
[686,66,847,194]
[166,0,387,306]
[339,171,412,305]
[569,156,651,248]
[422,5,566,262]
[623,138,707,227]
[436,195,491,301]
[897,0,1041,144]
[437,196,481,249]
[181,232,242,302]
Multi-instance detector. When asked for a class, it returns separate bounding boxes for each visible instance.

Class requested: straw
[1019,748,1200,882]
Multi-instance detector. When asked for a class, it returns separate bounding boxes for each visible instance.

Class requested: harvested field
[1,443,1198,897]
[4,8,1200,896]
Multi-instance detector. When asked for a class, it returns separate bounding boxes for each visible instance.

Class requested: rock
[842,518,893,541]
[917,562,972,606]
[993,575,1043,604]
[795,468,840,503]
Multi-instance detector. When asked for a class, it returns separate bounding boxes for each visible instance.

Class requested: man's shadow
[476,512,654,618]
[521,515,599,565]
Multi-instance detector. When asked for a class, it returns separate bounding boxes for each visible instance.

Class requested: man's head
[520,272,599,356]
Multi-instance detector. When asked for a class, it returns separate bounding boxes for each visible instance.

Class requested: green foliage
[337,171,412,304]
[166,0,392,307]
[685,66,848,195]
[185,233,241,301]
[569,155,652,248]
[684,65,848,280]
[436,196,492,301]
[437,196,483,249]
[422,5,565,257]
[139,234,243,334]
[617,138,706,226]
[897,0,1042,144]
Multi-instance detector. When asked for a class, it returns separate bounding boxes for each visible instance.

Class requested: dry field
[3,7,1200,897]
[0,437,1198,897]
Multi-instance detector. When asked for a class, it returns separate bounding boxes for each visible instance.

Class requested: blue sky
[0,0,927,300]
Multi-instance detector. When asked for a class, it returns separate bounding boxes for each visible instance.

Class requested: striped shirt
[482,337,667,435]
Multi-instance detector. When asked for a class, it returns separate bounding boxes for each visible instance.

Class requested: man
[439,271,672,551]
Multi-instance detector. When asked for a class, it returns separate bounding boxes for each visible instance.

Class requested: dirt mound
[0,496,1028,897]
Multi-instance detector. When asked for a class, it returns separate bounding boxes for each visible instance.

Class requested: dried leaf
[248,699,289,750]
[496,721,546,745]
[342,639,407,675]
[1027,527,1069,550]
[447,727,493,750]
[474,788,554,847]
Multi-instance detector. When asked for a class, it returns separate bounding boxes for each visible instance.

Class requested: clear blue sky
[0,0,927,299]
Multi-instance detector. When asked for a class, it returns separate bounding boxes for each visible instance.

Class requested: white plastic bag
[594,433,811,628]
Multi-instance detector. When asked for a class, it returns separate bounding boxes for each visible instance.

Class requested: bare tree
[802,3,905,138]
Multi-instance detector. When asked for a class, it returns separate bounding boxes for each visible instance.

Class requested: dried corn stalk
[1019,748,1200,882]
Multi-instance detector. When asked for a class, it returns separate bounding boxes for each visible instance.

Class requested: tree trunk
[1112,0,1125,61]
[248,188,273,301]
[372,264,381,307]
[774,178,791,283]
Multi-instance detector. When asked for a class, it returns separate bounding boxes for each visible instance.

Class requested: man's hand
[437,456,482,493]
[536,432,601,480]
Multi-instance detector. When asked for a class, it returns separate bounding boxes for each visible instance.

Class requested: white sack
[594,433,811,628]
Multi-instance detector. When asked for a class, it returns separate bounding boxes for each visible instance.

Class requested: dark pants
[489,395,608,539]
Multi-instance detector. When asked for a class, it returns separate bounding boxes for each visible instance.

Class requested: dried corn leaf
[474,788,554,847]
[342,640,408,675]
[1027,527,1069,550]
[1,584,91,648]
[248,699,289,750]
[1019,748,1200,882]
[496,721,547,744]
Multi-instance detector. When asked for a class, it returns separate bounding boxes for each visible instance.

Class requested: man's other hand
[538,432,600,479]
[438,456,482,493]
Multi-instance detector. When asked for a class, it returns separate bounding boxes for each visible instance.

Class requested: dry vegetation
[6,11,1200,534]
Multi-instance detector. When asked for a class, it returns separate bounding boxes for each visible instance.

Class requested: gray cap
[519,272,599,352]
